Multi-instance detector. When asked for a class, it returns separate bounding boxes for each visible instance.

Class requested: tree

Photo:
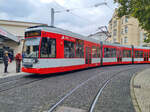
[114,0,150,42]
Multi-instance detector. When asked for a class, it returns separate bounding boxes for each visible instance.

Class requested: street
[0,64,149,112]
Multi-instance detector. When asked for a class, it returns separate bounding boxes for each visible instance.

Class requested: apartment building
[108,10,149,47]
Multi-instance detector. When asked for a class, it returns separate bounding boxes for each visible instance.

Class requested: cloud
[0,0,117,36]
[0,0,36,17]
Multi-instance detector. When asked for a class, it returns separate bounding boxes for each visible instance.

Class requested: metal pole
[51,8,54,27]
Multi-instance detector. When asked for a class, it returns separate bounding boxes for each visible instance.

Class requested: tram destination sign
[25,30,41,37]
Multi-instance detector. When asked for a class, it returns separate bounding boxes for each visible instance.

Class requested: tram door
[85,47,91,64]
[144,51,148,62]
[117,49,122,63]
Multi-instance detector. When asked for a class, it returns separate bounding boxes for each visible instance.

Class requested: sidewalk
[131,69,150,112]
[0,61,24,78]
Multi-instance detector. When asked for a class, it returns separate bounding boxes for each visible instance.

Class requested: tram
[22,25,150,74]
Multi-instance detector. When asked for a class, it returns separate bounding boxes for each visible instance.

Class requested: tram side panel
[102,45,118,66]
[121,47,132,64]
[149,50,150,63]
[84,41,101,68]
[133,48,148,64]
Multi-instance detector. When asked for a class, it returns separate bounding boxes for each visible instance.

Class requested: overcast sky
[0,0,117,36]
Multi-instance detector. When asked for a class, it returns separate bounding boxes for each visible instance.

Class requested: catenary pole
[51,8,54,27]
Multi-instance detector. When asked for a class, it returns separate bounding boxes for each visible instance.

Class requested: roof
[0,26,19,42]
[0,19,46,25]
[26,25,100,44]
[0,19,47,28]
[102,41,132,48]
[25,25,150,50]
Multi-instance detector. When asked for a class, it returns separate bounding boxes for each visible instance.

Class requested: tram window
[97,47,100,58]
[40,37,56,58]
[135,50,143,58]
[139,51,143,58]
[109,48,113,57]
[76,39,84,58]
[33,45,39,52]
[92,46,97,58]
[27,46,30,54]
[104,48,111,58]
[128,50,131,57]
[112,48,116,57]
[64,40,75,58]
[123,50,131,57]
[135,51,138,58]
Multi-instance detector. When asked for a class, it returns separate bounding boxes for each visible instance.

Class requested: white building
[0,19,46,56]
[88,32,109,42]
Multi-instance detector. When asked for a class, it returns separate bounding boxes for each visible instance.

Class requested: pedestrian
[3,51,10,73]
[15,53,22,73]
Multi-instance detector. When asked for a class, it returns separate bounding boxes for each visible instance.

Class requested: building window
[125,16,128,23]
[40,37,56,58]
[124,37,128,43]
[113,20,117,27]
[121,38,123,44]
[110,24,112,29]
[122,18,124,24]
[113,29,117,36]
[113,38,117,43]
[64,40,75,58]
[121,28,124,35]
[125,26,128,33]
[144,33,147,40]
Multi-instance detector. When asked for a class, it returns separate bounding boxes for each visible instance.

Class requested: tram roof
[133,46,150,49]
[102,42,132,48]
[26,25,100,44]
[26,25,150,50]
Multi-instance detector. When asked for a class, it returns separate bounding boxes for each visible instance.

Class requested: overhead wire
[52,1,102,24]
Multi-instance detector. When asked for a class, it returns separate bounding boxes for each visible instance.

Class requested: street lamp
[50,2,107,27]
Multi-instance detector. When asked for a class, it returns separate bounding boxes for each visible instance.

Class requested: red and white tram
[22,25,150,74]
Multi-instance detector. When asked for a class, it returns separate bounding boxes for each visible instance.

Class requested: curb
[130,71,143,112]
[0,72,27,83]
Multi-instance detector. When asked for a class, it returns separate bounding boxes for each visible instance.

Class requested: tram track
[0,65,148,112]
[0,65,133,94]
[0,74,52,93]
[88,67,139,112]
[46,66,142,112]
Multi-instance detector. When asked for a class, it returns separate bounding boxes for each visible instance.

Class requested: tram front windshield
[23,37,41,58]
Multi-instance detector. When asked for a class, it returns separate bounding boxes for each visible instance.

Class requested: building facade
[108,10,149,47]
[0,19,46,58]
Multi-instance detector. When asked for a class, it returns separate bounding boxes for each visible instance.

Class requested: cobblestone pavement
[0,64,149,112]
[93,67,143,112]
[0,61,26,78]
[0,61,16,74]
[133,68,150,112]
[54,65,149,112]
